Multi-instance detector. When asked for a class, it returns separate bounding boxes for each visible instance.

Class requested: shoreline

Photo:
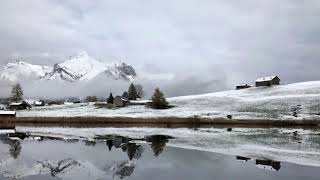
[1,116,320,129]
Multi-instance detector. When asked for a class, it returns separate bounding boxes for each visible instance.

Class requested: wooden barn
[255,76,280,87]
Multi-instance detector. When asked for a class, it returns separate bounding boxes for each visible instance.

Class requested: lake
[0,127,320,179]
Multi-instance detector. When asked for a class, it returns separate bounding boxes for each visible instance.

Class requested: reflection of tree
[113,161,135,179]
[146,135,171,157]
[9,140,22,159]
[126,143,144,160]
[85,140,96,146]
[106,140,113,151]
[150,141,167,157]
[38,158,81,177]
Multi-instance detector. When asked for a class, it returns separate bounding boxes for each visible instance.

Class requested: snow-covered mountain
[0,61,51,82]
[0,51,137,82]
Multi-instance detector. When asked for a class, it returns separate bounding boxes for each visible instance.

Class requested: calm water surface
[0,131,319,180]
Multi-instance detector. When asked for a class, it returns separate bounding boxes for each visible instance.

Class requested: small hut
[8,101,31,110]
[255,76,280,87]
[236,84,252,90]
[113,96,129,107]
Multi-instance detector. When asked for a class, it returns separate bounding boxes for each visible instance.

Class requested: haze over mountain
[0,51,137,82]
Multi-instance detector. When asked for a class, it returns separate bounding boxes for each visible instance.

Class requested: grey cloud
[0,0,320,97]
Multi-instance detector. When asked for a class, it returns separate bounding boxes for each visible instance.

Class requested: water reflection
[256,159,281,171]
[236,156,281,171]
[0,136,22,159]
[146,135,173,157]
[38,159,81,177]
[0,131,319,180]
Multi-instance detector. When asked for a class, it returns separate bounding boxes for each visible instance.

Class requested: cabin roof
[9,102,22,106]
[256,76,278,82]
[0,111,16,115]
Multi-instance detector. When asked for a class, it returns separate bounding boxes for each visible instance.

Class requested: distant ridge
[0,51,137,82]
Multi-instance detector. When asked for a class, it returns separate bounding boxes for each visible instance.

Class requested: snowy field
[17,81,320,120]
[15,126,320,167]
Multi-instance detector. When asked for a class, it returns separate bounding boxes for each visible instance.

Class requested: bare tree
[134,84,144,98]
[10,83,23,102]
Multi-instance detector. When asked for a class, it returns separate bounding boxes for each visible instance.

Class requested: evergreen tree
[128,83,137,100]
[151,88,169,109]
[10,83,23,102]
[107,93,114,104]
[122,91,129,99]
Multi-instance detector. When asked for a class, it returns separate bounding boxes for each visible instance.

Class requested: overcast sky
[1,0,320,96]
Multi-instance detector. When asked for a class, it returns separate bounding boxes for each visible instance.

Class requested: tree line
[8,82,170,109]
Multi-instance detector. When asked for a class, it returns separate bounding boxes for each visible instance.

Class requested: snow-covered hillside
[0,51,137,82]
[18,81,320,120]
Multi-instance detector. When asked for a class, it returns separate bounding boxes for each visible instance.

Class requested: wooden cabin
[8,101,31,110]
[113,96,129,107]
[255,76,280,87]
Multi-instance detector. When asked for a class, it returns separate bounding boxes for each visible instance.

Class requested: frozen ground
[17,81,320,120]
[15,126,320,167]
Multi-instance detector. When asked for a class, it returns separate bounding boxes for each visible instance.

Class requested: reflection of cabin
[236,156,251,161]
[48,100,63,105]
[236,84,252,90]
[8,101,31,110]
[256,159,281,171]
[255,76,280,87]
[113,96,129,107]
[65,97,81,104]
[34,100,45,106]
[0,111,16,118]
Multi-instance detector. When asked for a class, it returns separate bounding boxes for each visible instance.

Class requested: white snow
[53,51,108,81]
[0,111,16,115]
[18,81,320,120]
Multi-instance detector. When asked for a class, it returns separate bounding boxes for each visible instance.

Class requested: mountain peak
[0,52,138,82]
[69,51,89,60]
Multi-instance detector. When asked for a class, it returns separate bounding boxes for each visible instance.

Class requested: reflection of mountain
[113,161,136,179]
[38,159,81,177]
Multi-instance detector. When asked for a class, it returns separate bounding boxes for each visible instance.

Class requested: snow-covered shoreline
[16,81,320,121]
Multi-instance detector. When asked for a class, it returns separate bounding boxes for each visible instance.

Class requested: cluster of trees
[122,83,144,100]
[85,96,97,102]
[7,82,170,109]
